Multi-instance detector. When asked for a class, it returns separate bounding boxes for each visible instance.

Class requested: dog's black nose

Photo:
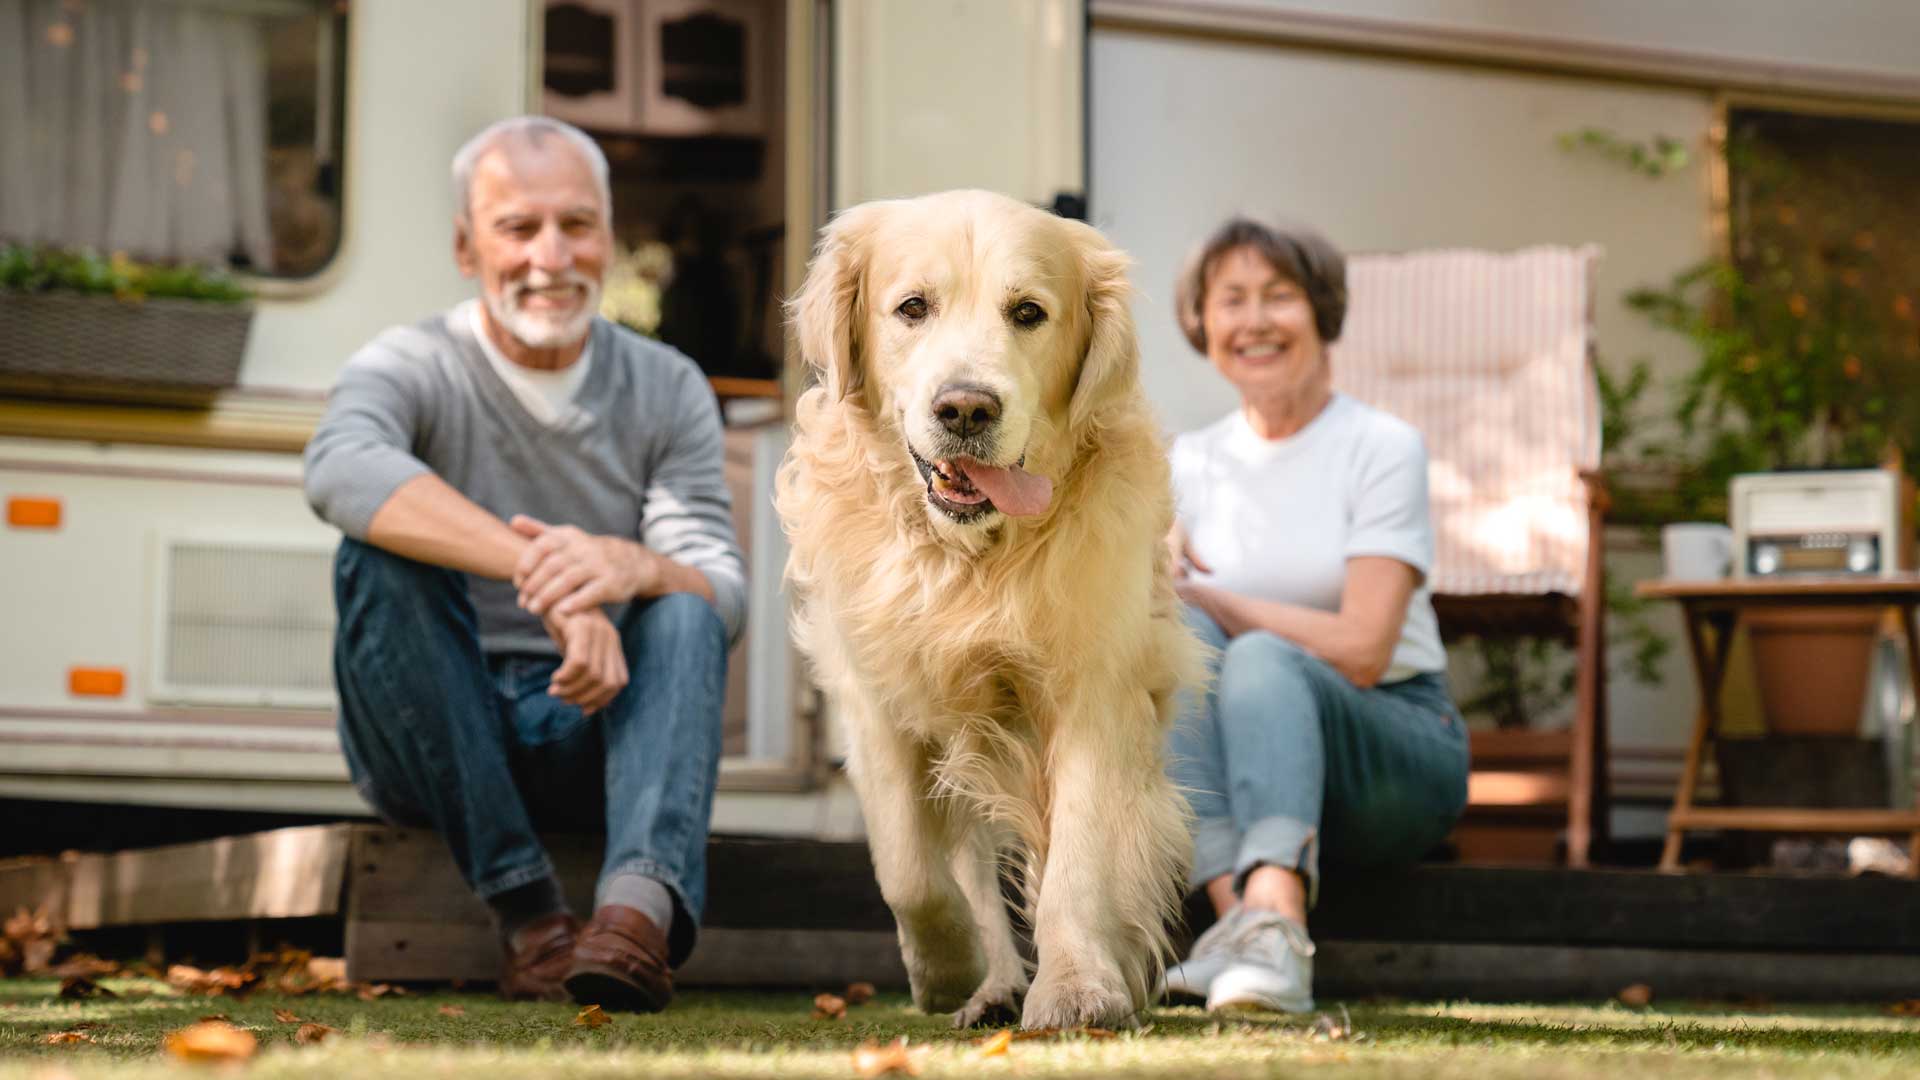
[932,383,1002,438]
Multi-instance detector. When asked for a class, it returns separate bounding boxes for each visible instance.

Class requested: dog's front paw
[1021,966,1136,1031]
[902,938,985,1015]
[907,962,983,1016]
[896,904,986,1015]
[951,979,1026,1029]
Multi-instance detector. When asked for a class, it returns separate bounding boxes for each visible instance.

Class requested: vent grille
[159,542,335,706]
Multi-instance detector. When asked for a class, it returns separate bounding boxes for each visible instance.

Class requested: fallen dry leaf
[58,975,115,1000]
[1618,983,1655,1008]
[437,1005,466,1018]
[355,982,402,1001]
[813,992,848,1020]
[163,1020,258,1063]
[197,1014,230,1024]
[1311,1006,1361,1043]
[844,981,876,1006]
[166,964,255,996]
[273,1008,301,1024]
[978,1029,1012,1057]
[43,1031,92,1045]
[294,1023,337,1046]
[852,1037,926,1077]
[1010,1026,1117,1041]
[21,939,56,974]
[574,1004,612,1028]
[51,954,121,979]
[4,905,51,943]
[1888,999,1920,1016]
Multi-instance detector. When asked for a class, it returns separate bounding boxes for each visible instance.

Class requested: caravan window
[1724,106,1920,373]
[0,0,348,279]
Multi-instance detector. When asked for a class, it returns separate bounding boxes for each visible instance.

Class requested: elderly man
[303,116,743,1011]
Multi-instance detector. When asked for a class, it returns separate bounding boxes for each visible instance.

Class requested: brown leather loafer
[564,903,674,1012]
[499,911,580,1002]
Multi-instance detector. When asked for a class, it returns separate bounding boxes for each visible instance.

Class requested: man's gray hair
[450,115,612,223]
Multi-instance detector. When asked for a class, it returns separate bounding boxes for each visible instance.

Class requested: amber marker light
[69,668,127,698]
[6,497,61,529]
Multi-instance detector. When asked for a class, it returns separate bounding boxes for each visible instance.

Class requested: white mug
[1662,522,1734,581]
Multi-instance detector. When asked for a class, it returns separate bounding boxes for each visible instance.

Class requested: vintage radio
[1729,469,1904,578]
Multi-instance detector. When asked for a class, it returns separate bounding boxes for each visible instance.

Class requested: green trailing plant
[1558,127,1691,178]
[1470,114,1920,729]
[1613,111,1920,523]
[0,244,250,303]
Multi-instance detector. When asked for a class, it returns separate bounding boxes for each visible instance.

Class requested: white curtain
[0,0,274,271]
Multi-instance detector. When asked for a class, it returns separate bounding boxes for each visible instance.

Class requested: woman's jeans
[329,538,727,964]
[1168,605,1469,902]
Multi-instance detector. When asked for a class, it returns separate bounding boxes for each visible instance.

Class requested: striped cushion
[1330,246,1601,598]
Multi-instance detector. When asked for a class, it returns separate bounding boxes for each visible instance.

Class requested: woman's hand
[1175,578,1226,626]
[1166,521,1212,580]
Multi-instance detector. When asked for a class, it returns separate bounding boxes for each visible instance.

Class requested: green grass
[4,977,1920,1078]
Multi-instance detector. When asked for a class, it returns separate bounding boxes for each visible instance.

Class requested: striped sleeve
[641,367,748,644]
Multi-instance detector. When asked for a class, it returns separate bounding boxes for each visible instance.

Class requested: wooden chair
[1330,246,1609,866]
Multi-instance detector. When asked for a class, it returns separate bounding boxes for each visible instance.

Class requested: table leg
[1662,605,1737,873]
[1899,605,1920,879]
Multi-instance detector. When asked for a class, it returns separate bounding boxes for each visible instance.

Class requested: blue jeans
[330,538,727,965]
[1168,605,1469,903]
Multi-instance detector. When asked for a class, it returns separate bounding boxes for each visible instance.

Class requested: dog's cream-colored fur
[775,190,1202,1030]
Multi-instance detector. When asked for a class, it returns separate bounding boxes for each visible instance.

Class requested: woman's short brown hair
[1173,218,1347,354]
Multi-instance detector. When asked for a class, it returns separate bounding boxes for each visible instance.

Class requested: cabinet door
[833,0,1084,211]
[542,0,639,131]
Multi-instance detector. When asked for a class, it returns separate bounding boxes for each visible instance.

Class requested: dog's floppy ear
[789,203,882,402]
[1067,227,1140,434]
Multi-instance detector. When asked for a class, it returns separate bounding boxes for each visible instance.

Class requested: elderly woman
[1160,219,1469,1013]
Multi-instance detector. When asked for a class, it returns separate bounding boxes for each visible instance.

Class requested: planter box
[0,290,253,389]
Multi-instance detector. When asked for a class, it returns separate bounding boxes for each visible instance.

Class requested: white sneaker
[1205,912,1316,1014]
[1158,904,1249,1000]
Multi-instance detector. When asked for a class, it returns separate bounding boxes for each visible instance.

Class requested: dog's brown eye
[1010,301,1047,327]
[897,296,929,321]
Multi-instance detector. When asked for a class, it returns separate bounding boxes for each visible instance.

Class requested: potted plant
[1623,123,1920,738]
[0,245,254,391]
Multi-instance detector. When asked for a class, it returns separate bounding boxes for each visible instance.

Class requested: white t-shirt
[466,299,593,427]
[1170,392,1446,680]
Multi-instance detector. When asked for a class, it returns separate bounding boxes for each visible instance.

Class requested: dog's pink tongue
[960,459,1052,517]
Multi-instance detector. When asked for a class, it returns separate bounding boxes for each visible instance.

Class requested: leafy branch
[0,244,250,304]
[1558,128,1691,178]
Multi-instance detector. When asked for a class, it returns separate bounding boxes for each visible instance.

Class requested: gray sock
[599,873,675,933]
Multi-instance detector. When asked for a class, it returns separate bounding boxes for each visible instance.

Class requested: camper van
[4,0,1916,853]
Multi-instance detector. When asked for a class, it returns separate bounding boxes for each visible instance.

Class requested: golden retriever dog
[775,190,1202,1030]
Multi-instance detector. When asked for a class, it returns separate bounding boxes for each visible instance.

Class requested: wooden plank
[1670,808,1920,833]
[344,827,891,931]
[1319,940,1920,1002]
[0,855,72,927]
[345,918,504,984]
[343,826,899,983]
[344,827,600,928]
[346,920,908,988]
[62,824,349,929]
[1310,865,1920,954]
[1468,729,1574,765]
[1637,575,1920,604]
[677,929,905,989]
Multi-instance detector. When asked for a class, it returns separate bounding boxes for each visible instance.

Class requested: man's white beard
[484,270,601,350]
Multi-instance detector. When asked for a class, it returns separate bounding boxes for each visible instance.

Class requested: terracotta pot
[1746,606,1880,736]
